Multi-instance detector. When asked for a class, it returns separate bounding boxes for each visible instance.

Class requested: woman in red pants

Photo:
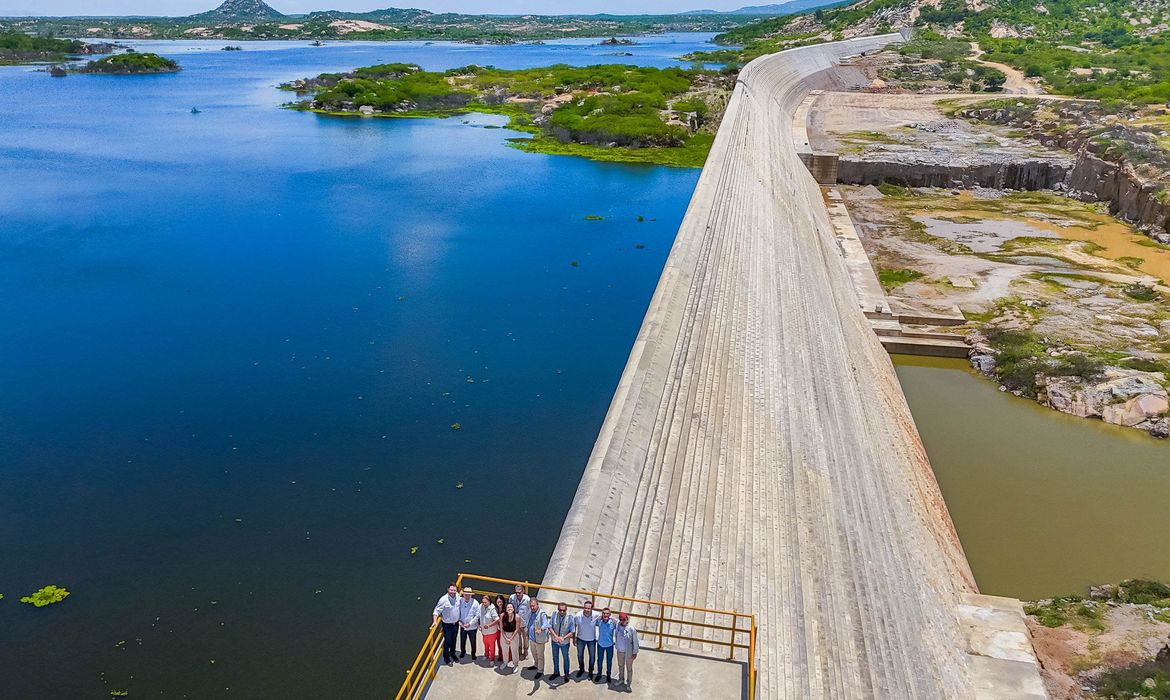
[478,594,500,663]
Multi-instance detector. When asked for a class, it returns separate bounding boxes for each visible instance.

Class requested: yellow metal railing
[394,572,758,700]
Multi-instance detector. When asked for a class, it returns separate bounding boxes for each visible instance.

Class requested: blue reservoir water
[0,36,711,698]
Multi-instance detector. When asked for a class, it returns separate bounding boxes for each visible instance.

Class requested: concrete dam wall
[539,36,1034,699]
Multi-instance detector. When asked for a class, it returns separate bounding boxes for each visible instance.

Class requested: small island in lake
[599,37,637,46]
[80,53,181,74]
[0,30,113,65]
[283,62,732,167]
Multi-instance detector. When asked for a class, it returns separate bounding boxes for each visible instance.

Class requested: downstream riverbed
[895,355,1170,600]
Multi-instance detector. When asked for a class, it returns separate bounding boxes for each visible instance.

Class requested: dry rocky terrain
[1026,581,1170,699]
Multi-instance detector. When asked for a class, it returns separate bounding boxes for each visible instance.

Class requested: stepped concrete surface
[535,35,1048,700]
[426,648,744,699]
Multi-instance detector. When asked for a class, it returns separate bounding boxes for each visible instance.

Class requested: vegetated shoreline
[282,62,733,168]
[0,30,115,66]
[298,105,717,168]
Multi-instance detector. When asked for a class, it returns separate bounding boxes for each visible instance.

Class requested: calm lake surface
[895,356,1170,601]
[2,34,1168,699]
[0,36,710,699]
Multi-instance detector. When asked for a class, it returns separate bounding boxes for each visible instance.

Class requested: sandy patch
[329,20,395,33]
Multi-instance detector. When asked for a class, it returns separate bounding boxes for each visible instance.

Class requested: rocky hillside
[716,0,1170,102]
[189,0,285,22]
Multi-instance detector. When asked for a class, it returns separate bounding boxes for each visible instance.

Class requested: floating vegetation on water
[410,546,419,555]
[110,691,129,698]
[570,261,579,267]
[636,215,645,222]
[21,585,69,607]
[584,215,604,221]
[450,422,462,430]
[634,244,646,249]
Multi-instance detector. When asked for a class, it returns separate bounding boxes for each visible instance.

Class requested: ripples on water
[0,36,708,698]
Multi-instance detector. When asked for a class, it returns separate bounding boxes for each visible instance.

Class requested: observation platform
[425,648,743,699]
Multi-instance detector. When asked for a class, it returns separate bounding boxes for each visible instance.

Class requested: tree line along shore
[282,63,736,168]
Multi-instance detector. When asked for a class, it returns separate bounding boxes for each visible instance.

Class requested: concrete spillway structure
[542,35,1046,699]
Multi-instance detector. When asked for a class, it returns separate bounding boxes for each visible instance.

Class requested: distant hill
[685,0,844,15]
[190,0,285,22]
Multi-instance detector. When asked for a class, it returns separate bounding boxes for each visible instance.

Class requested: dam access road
[422,35,1050,699]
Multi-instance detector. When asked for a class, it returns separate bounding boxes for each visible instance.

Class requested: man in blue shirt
[595,607,618,684]
[547,601,575,684]
[431,583,460,666]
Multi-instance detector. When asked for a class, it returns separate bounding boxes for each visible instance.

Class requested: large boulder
[1102,393,1170,427]
[1150,418,1170,439]
[1045,377,1103,418]
[970,354,997,375]
[1099,368,1167,400]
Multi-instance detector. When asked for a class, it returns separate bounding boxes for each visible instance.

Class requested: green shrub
[1124,283,1158,301]
[878,268,924,289]
[83,53,179,74]
[1119,579,1170,605]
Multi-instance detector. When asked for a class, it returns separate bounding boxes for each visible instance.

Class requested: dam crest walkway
[538,35,1048,699]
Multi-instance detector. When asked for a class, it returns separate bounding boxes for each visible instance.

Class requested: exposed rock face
[956,104,1170,244]
[1044,377,1101,418]
[1102,393,1170,427]
[838,154,1070,190]
[1065,150,1170,235]
[1039,369,1168,435]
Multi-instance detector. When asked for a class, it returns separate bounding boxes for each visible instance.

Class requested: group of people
[432,583,641,690]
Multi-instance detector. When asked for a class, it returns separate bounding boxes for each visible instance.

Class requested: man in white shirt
[614,611,641,690]
[509,584,532,658]
[431,583,460,665]
[457,586,481,661]
[573,600,599,680]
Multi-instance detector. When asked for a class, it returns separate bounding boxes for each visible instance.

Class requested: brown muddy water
[912,193,1170,284]
[894,355,1170,601]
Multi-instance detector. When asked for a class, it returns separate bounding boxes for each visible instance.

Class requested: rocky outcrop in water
[967,331,1169,438]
